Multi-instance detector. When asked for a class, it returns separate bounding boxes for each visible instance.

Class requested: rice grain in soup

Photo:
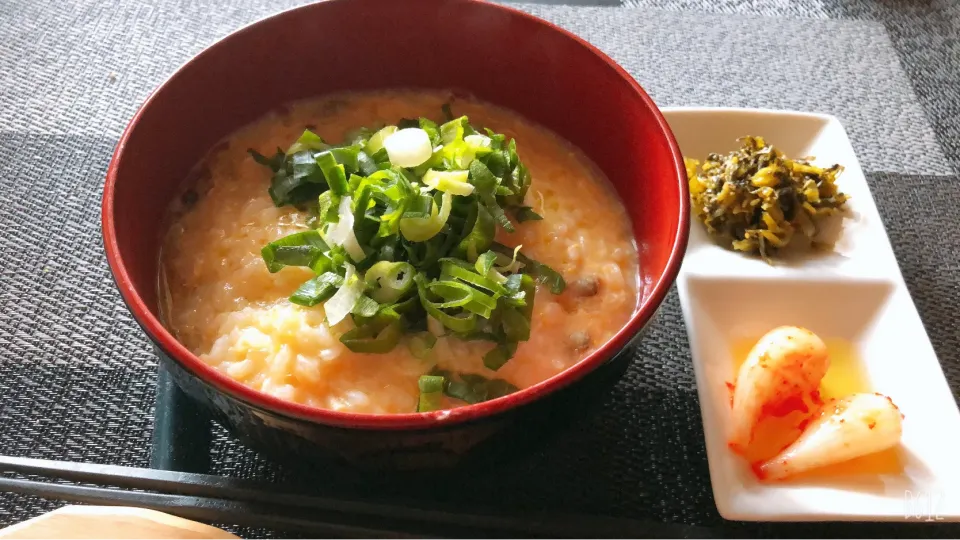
[160,91,639,414]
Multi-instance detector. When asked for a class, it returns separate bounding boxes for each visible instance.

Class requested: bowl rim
[100,0,690,431]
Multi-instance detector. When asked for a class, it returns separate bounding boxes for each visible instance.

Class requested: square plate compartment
[664,107,960,521]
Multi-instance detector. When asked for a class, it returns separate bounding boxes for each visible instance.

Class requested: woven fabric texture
[1,0,959,537]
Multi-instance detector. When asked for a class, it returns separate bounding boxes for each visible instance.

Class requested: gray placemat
[2,0,960,536]
[624,0,960,180]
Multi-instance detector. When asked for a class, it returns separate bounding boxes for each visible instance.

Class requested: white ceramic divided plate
[664,107,960,522]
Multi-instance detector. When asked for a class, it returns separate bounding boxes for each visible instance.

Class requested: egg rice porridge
[159,90,639,414]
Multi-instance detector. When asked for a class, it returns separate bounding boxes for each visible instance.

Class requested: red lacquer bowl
[102,0,688,469]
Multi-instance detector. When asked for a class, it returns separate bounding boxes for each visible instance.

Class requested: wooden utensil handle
[0,505,239,539]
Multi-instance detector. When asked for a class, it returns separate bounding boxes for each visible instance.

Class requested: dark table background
[1,0,959,537]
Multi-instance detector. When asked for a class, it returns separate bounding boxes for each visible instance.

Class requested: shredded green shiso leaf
[249,105,565,411]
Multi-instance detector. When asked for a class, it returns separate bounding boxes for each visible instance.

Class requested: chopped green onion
[427,279,497,317]
[417,374,445,412]
[475,251,497,275]
[290,151,323,185]
[423,169,474,196]
[341,309,401,353]
[327,147,360,174]
[503,162,531,208]
[261,230,328,273]
[286,129,328,155]
[316,191,336,222]
[346,127,373,147]
[249,106,567,366]
[365,261,415,304]
[515,274,536,320]
[438,139,479,170]
[469,160,514,233]
[402,194,434,220]
[433,369,518,404]
[356,150,378,176]
[265,147,330,207]
[289,271,342,307]
[444,379,476,403]
[441,261,509,297]
[365,126,397,155]
[351,295,380,318]
[492,242,565,294]
[500,305,531,342]
[399,191,452,242]
[464,134,492,151]
[440,116,468,145]
[317,151,348,195]
[415,274,477,334]
[309,244,348,275]
[503,274,523,294]
[483,341,518,371]
[324,263,363,326]
[324,196,365,262]
[419,118,440,147]
[456,203,495,261]
[384,128,432,168]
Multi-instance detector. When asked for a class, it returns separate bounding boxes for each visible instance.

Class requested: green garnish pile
[249,105,565,411]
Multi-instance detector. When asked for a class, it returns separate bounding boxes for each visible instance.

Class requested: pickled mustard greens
[685,136,849,262]
[249,105,566,410]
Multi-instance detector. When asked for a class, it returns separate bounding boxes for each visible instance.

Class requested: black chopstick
[0,455,715,538]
